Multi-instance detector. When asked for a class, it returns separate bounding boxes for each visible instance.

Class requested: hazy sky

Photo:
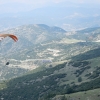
[0,0,100,30]
[0,0,100,13]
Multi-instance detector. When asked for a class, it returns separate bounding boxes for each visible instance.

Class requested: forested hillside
[0,25,100,99]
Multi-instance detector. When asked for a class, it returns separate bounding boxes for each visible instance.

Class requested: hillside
[0,46,100,99]
[0,25,100,81]
[0,25,100,99]
[72,47,100,61]
[53,88,100,100]
[67,27,100,41]
[0,24,67,81]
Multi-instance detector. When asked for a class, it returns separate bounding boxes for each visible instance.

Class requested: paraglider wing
[9,34,18,42]
[0,34,18,42]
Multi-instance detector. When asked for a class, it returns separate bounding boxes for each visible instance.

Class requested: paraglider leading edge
[0,34,18,42]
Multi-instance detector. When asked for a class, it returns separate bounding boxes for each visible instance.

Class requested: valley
[0,24,100,99]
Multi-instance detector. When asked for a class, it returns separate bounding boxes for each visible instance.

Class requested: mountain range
[0,24,100,99]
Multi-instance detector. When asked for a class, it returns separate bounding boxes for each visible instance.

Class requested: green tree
[78,77,82,82]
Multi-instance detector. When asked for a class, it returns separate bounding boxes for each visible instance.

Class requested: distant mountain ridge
[67,27,100,41]
[0,24,66,54]
[1,24,100,60]
[1,24,100,52]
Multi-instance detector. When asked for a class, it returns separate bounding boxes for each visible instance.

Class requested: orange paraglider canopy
[0,34,18,42]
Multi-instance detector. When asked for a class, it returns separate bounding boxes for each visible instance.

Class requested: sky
[0,0,100,13]
[0,0,100,30]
